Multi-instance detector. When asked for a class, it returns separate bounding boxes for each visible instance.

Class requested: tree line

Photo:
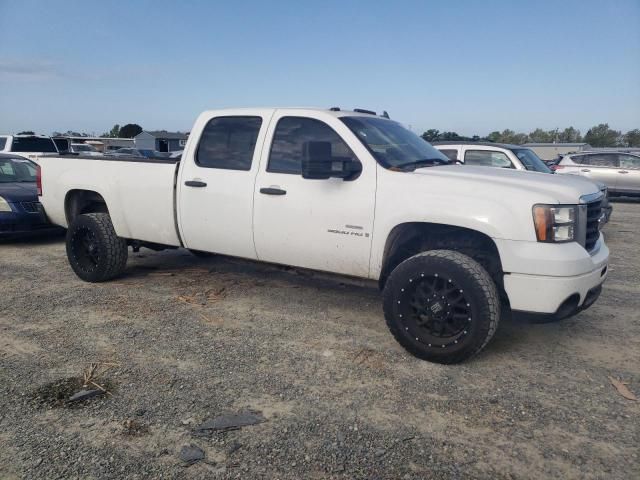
[421,124,640,148]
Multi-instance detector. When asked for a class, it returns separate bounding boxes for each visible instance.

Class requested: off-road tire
[66,213,128,282]
[383,250,500,364]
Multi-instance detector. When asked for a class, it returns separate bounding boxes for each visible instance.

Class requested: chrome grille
[20,201,41,213]
[585,199,602,251]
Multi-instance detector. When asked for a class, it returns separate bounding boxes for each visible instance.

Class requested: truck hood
[412,165,600,204]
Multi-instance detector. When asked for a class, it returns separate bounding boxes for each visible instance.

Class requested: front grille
[20,201,41,213]
[585,200,602,251]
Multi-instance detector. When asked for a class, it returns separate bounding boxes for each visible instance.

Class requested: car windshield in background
[512,148,551,173]
[11,137,57,153]
[0,157,37,183]
[73,144,97,152]
[340,116,449,170]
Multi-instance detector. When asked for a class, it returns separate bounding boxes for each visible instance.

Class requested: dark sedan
[0,154,62,237]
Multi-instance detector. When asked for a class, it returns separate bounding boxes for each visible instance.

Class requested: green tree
[584,124,622,147]
[486,131,502,142]
[118,124,143,138]
[17,131,35,135]
[439,131,461,141]
[101,124,121,138]
[421,129,440,142]
[623,129,640,147]
[528,128,553,143]
[558,127,582,143]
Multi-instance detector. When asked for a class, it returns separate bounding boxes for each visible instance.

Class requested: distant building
[134,131,188,152]
[522,142,592,160]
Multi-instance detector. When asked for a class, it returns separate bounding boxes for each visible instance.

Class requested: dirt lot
[1,201,638,479]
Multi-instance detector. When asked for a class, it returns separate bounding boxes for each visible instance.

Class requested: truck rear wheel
[383,250,500,364]
[66,213,128,282]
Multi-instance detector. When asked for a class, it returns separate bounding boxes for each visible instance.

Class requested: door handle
[618,170,629,174]
[260,187,287,195]
[581,169,591,172]
[185,180,207,187]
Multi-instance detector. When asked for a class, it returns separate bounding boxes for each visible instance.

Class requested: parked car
[0,134,58,161]
[37,108,609,364]
[553,151,640,197]
[433,142,612,222]
[70,143,102,156]
[106,148,168,159]
[0,153,62,237]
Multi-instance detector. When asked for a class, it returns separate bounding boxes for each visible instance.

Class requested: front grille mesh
[20,201,41,213]
[585,200,602,251]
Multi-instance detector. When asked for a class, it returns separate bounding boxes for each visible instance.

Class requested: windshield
[340,116,449,170]
[11,136,57,153]
[0,157,37,183]
[512,148,551,173]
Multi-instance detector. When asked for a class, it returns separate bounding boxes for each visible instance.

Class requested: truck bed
[38,155,182,246]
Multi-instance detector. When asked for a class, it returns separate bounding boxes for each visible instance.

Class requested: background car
[70,143,102,156]
[0,153,63,237]
[554,151,640,197]
[433,142,613,222]
[105,148,169,159]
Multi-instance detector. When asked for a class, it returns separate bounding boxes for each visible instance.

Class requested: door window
[464,150,514,168]
[196,116,262,170]
[268,117,356,174]
[438,149,458,161]
[581,154,618,167]
[618,154,640,169]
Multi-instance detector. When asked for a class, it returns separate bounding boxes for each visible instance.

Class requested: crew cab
[0,134,58,161]
[37,108,610,364]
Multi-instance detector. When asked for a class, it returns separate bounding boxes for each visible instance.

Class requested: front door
[177,111,272,259]
[616,154,640,194]
[252,111,376,278]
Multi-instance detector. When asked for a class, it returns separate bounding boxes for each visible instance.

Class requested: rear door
[252,111,376,277]
[576,154,620,190]
[177,110,273,259]
[616,154,640,194]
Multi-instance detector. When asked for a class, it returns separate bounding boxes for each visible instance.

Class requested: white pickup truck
[37,108,609,364]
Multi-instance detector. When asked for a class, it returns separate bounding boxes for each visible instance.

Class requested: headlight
[532,205,577,242]
[0,196,13,212]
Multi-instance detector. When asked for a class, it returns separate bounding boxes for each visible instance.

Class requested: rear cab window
[464,150,514,168]
[11,137,57,153]
[0,137,6,150]
[196,116,263,170]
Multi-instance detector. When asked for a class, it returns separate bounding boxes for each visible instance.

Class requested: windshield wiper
[395,158,449,171]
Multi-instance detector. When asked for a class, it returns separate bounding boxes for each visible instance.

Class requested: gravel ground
[1,201,638,479]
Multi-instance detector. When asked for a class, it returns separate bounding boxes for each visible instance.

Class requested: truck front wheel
[383,250,500,364]
[66,213,128,282]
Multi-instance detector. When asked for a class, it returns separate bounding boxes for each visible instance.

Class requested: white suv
[432,142,551,173]
[0,134,58,161]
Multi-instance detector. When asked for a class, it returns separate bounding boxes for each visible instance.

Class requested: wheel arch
[378,222,505,297]
[64,189,110,225]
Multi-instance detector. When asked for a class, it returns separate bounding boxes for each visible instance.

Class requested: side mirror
[301,141,361,180]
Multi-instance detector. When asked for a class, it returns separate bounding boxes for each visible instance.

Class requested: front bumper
[497,235,609,317]
[0,203,62,237]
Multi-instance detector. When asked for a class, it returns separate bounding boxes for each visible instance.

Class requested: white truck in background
[0,134,58,161]
[36,108,609,364]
